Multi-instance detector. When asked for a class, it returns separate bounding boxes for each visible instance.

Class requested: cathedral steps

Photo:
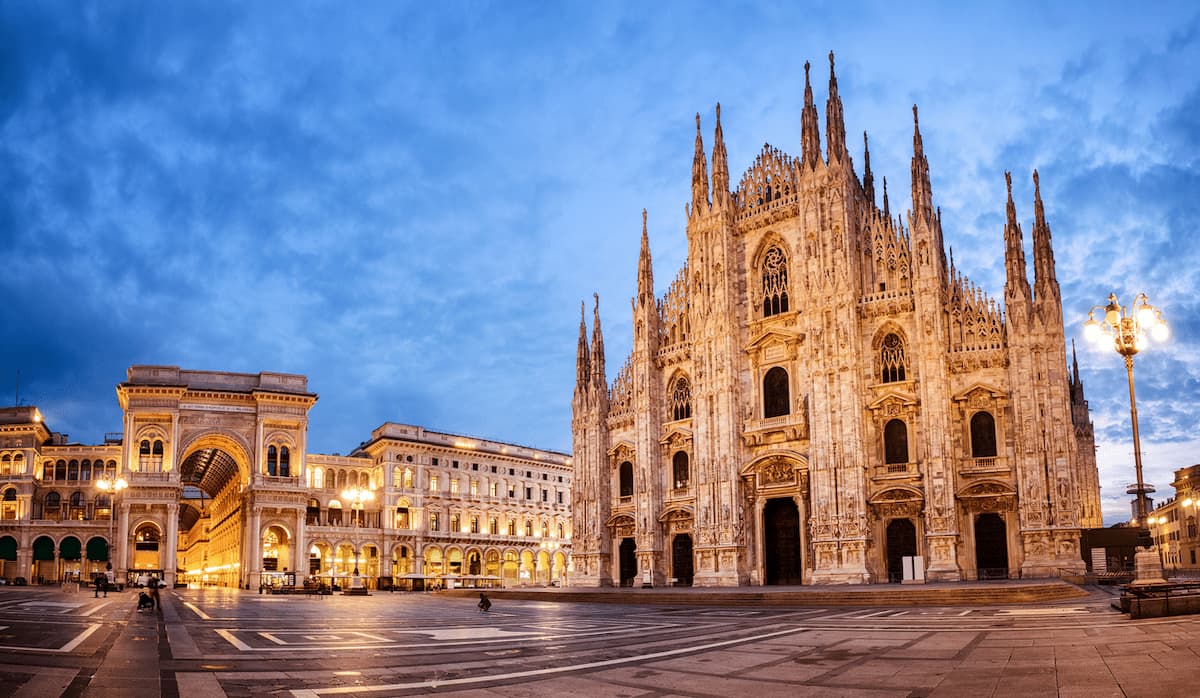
[444,581,1087,607]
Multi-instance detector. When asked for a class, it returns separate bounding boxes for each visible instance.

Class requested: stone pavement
[0,582,1197,697]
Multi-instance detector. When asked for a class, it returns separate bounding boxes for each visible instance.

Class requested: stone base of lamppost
[1130,546,1167,586]
[342,573,369,595]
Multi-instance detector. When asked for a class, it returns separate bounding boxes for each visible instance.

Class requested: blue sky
[2,2,1198,524]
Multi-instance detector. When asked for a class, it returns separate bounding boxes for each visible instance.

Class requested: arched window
[45,492,62,520]
[524,520,533,537]
[313,467,324,489]
[403,468,413,488]
[80,459,92,481]
[0,455,9,476]
[280,447,290,477]
[763,366,790,418]
[2,487,14,500]
[267,446,278,476]
[670,376,692,421]
[55,460,66,481]
[618,461,634,498]
[884,419,909,465]
[761,245,789,317]
[672,451,689,489]
[880,333,907,383]
[68,460,79,480]
[13,453,24,474]
[970,412,998,458]
[139,440,151,456]
[152,440,163,456]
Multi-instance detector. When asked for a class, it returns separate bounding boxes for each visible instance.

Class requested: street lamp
[1083,292,1169,526]
[341,487,374,585]
[95,476,127,586]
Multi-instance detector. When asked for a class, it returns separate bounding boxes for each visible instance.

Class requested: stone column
[163,501,179,587]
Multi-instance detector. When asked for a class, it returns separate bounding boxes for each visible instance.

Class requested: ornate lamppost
[1083,293,1169,528]
[95,476,127,588]
[341,486,374,589]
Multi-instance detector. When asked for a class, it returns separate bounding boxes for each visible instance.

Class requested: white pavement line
[184,602,212,620]
[996,607,1088,616]
[288,625,810,697]
[216,629,253,651]
[855,609,896,618]
[82,601,113,617]
[60,623,102,652]
[0,623,102,654]
[890,610,910,617]
[957,610,972,616]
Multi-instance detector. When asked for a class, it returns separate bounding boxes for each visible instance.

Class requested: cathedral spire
[910,105,934,223]
[575,301,590,391]
[825,51,847,164]
[590,293,606,389]
[1071,338,1081,386]
[862,131,875,206]
[1003,171,1033,321]
[637,209,654,305]
[882,176,890,222]
[1030,169,1060,306]
[711,103,730,207]
[691,113,710,212]
[801,61,822,169]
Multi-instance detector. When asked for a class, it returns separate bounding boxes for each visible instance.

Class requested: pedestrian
[477,592,491,613]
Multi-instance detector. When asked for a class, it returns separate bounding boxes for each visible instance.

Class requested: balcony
[871,462,920,480]
[960,456,1010,476]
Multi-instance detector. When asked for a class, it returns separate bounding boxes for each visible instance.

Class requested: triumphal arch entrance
[115,366,314,588]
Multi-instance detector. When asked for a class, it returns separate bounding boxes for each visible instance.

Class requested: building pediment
[656,505,694,523]
[866,391,918,412]
[956,480,1016,499]
[607,441,636,461]
[659,427,693,448]
[744,328,805,362]
[951,382,1007,404]
[868,485,924,504]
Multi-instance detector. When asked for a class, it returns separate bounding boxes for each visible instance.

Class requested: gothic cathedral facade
[571,55,1102,587]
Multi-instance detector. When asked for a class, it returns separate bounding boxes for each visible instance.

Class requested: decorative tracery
[670,376,692,421]
[761,246,789,317]
[880,333,907,383]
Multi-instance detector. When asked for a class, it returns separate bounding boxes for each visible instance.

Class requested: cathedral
[571,54,1102,587]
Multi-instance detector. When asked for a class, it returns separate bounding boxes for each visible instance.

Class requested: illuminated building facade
[571,55,1102,587]
[0,366,571,589]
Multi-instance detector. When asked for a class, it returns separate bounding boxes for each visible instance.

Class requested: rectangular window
[489,482,497,497]
[472,463,478,471]
[450,514,460,532]
[450,479,460,495]
[542,473,547,480]
[432,457,438,466]
[489,517,498,534]
[430,475,439,492]
[491,465,497,474]
[470,515,479,533]
[508,485,516,498]
[541,490,548,502]
[429,512,440,531]
[557,491,563,504]
[452,460,459,468]
[525,487,533,500]
[470,480,478,496]
[507,520,515,536]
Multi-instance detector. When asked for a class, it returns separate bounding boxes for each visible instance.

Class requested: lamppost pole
[95,475,127,586]
[1083,292,1169,527]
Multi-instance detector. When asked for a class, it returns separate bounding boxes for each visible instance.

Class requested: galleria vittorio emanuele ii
[570,54,1103,587]
[0,367,572,591]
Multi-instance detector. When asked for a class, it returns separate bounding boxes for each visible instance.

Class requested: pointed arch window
[672,451,689,489]
[970,412,998,458]
[670,376,692,421]
[761,245,790,317]
[880,333,907,383]
[884,419,909,465]
[618,461,634,498]
[763,366,790,418]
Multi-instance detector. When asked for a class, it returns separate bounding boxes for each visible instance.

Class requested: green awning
[59,537,82,561]
[0,536,16,561]
[32,536,55,561]
[86,537,110,562]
